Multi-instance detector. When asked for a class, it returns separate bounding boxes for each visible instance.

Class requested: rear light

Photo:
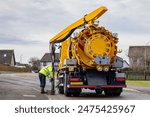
[69,77,83,85]
[116,73,126,82]
[116,78,125,82]
[69,78,80,82]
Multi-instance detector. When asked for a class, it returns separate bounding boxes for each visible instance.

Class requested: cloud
[0,35,39,45]
[0,0,150,63]
[99,0,150,34]
[1,0,149,38]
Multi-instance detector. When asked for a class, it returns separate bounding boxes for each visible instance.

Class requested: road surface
[0,73,150,100]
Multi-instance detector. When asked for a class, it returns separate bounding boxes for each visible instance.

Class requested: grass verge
[127,80,150,87]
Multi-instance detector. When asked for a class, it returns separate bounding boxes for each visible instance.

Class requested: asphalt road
[0,73,49,100]
[0,73,150,100]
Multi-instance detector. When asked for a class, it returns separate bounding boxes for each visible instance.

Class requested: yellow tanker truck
[49,6,126,96]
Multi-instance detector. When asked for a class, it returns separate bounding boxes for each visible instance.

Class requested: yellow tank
[59,24,118,71]
[50,6,118,71]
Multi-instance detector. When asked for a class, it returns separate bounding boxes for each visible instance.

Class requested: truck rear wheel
[64,73,72,97]
[57,77,64,94]
[95,89,103,95]
[72,89,81,97]
[113,88,122,96]
[104,89,113,96]
[104,88,122,96]
[58,86,64,94]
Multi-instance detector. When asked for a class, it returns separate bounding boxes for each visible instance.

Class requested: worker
[39,65,53,93]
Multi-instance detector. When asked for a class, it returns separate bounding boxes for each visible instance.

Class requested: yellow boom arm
[49,6,107,43]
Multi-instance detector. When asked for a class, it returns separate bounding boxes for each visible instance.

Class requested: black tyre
[95,89,103,95]
[104,88,122,96]
[113,88,122,96]
[64,73,71,97]
[58,86,64,94]
[57,77,64,94]
[72,89,81,97]
[104,89,113,96]
[113,92,121,96]
[72,92,80,97]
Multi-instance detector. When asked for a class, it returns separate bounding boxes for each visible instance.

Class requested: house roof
[0,50,16,65]
[128,46,150,57]
[40,53,60,62]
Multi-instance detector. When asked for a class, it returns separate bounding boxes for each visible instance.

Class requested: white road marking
[124,88,141,92]
[23,95,36,97]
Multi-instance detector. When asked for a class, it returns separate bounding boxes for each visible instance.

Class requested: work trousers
[39,73,46,88]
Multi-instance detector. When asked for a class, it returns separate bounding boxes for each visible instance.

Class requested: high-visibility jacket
[39,66,53,78]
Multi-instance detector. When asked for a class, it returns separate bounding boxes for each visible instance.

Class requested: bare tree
[29,57,40,72]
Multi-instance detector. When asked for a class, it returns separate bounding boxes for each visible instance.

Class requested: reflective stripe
[70,82,83,85]
[39,66,53,78]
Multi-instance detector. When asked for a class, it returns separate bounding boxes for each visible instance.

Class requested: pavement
[127,85,150,94]
[0,73,49,100]
[1,73,150,100]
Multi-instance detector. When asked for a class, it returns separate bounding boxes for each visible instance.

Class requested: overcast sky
[0,0,150,63]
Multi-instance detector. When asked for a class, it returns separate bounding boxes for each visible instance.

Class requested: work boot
[40,87,46,94]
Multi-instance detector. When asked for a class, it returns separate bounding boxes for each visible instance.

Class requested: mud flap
[86,70,107,86]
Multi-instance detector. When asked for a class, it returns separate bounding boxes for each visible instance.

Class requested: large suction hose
[49,28,77,95]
